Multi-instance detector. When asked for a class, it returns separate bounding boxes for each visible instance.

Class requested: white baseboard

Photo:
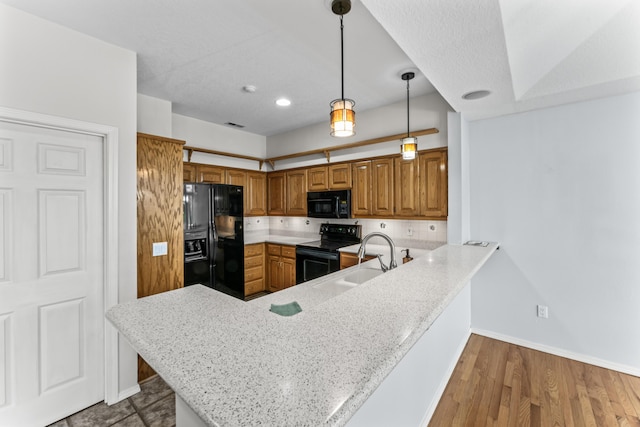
[418,329,472,427]
[471,328,640,378]
[114,384,141,403]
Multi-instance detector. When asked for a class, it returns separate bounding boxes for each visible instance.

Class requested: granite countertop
[106,242,498,426]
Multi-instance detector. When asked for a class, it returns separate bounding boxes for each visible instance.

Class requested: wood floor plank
[621,374,640,417]
[604,370,634,420]
[429,334,640,427]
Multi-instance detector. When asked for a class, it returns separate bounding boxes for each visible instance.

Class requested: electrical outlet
[537,305,549,318]
[407,227,413,236]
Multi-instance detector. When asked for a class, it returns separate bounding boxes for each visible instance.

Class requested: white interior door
[0,121,104,426]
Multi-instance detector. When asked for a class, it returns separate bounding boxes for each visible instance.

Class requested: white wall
[266,93,451,170]
[468,91,640,372]
[0,4,139,394]
[172,113,267,170]
[137,94,172,137]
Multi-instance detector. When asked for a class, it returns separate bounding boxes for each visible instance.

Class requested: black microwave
[307,190,351,219]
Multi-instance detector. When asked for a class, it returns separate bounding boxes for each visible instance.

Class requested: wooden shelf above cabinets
[264,128,439,168]
[182,127,438,170]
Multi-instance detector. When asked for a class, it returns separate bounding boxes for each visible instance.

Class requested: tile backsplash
[244,216,447,243]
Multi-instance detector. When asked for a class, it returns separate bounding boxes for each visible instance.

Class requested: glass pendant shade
[401,136,417,159]
[400,71,417,158]
[330,98,355,137]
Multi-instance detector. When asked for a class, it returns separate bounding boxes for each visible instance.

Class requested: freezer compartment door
[213,238,245,298]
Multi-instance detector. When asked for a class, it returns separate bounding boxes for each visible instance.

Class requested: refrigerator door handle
[210,223,218,256]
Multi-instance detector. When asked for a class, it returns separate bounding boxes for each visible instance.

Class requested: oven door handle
[295,247,340,261]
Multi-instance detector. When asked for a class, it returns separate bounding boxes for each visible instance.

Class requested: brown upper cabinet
[351,158,395,217]
[285,169,307,216]
[184,146,447,220]
[394,157,420,216]
[183,163,196,182]
[195,164,225,184]
[419,149,448,218]
[307,163,352,191]
[372,158,394,217]
[267,171,286,215]
[307,166,329,191]
[246,172,267,216]
[349,150,446,219]
[328,164,351,189]
[351,161,372,216]
[225,168,247,187]
[267,169,308,216]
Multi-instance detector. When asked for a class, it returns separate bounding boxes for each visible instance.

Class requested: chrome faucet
[357,232,397,272]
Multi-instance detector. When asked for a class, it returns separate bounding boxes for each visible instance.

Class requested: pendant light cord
[340,15,345,100]
[406,77,410,138]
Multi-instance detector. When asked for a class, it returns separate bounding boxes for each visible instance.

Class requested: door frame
[0,106,121,405]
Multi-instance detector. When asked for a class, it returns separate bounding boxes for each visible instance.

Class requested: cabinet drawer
[245,278,265,296]
[267,244,281,256]
[245,255,263,269]
[245,265,263,282]
[244,243,264,257]
[281,245,296,258]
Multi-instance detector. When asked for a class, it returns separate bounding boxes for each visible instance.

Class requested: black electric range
[295,223,361,284]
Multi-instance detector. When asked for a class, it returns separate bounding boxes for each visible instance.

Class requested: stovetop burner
[297,223,361,253]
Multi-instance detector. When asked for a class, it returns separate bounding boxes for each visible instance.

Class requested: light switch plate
[153,242,168,256]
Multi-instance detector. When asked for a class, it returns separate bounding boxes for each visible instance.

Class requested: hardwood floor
[429,334,640,427]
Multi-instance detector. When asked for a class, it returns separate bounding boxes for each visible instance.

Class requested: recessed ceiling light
[275,98,291,107]
[462,90,491,100]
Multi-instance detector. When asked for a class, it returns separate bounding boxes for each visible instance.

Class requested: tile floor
[47,375,176,427]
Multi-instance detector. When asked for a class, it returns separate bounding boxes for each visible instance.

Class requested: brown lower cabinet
[340,252,376,269]
[244,243,265,296]
[267,244,296,292]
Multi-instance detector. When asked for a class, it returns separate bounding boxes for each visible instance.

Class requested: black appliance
[296,223,361,284]
[183,183,244,299]
[307,189,351,219]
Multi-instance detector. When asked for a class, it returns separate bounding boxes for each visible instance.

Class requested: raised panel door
[328,164,351,189]
[419,150,448,218]
[307,166,328,191]
[226,168,247,187]
[267,255,283,292]
[394,157,420,216]
[196,164,225,184]
[246,172,266,216]
[183,163,197,182]
[286,170,307,216]
[281,257,296,289]
[0,122,104,426]
[267,172,286,215]
[371,158,394,216]
[351,161,371,216]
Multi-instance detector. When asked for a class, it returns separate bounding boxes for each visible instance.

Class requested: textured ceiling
[0,0,433,136]
[3,0,639,135]
[361,0,640,120]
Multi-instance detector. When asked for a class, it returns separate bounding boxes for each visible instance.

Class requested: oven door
[295,247,340,284]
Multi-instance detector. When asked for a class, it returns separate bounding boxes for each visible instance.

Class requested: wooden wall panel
[136,132,185,381]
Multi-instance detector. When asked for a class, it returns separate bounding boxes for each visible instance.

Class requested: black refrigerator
[183,183,244,299]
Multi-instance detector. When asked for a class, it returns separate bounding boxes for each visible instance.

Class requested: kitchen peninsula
[107,242,498,426]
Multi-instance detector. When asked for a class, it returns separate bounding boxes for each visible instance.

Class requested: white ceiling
[3,0,639,136]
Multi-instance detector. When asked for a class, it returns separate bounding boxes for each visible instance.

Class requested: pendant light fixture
[400,71,417,159]
[330,0,355,137]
